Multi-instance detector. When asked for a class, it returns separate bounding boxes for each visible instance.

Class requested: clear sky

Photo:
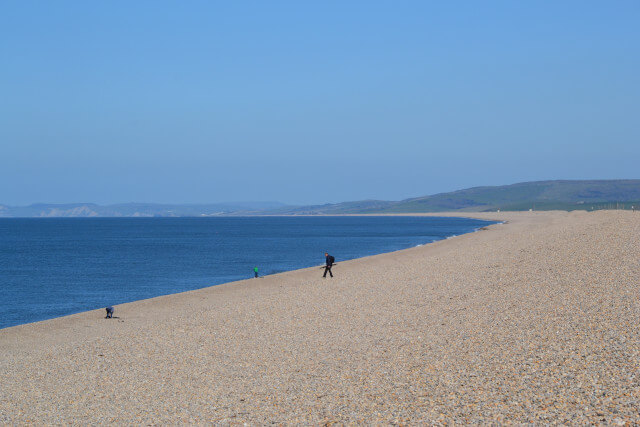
[1,1,638,206]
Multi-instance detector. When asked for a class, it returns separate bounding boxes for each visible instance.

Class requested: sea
[0,216,494,329]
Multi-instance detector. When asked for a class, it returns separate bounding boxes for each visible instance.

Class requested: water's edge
[1,215,498,330]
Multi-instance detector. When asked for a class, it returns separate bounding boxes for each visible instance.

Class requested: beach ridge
[2,210,639,424]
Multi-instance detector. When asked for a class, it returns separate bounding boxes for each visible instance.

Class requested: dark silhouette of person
[105,306,114,318]
[323,252,335,278]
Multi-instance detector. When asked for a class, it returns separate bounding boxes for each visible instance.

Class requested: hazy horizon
[2,1,638,206]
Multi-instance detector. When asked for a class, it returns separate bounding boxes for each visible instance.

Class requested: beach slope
[1,211,639,423]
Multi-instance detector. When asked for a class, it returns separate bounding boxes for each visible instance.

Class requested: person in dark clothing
[105,306,114,318]
[323,252,335,278]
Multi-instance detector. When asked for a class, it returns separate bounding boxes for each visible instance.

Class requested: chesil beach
[1,210,639,424]
[3,0,639,423]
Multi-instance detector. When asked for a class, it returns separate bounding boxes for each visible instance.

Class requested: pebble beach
[1,210,639,424]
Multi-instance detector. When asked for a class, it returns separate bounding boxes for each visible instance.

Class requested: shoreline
[3,210,638,423]
[0,214,495,333]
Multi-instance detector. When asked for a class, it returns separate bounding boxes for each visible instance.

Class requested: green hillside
[272,180,640,214]
[381,180,640,212]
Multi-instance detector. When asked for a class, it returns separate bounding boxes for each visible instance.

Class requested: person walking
[323,252,335,278]
[254,266,259,278]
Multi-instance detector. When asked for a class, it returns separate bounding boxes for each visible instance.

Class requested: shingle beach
[1,211,639,424]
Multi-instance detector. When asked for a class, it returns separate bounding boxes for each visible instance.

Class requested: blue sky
[1,1,638,205]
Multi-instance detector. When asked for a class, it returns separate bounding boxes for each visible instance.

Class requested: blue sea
[0,216,493,329]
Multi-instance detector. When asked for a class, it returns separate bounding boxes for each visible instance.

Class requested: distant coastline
[2,179,638,217]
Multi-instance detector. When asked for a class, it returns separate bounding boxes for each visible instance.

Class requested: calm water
[0,216,493,329]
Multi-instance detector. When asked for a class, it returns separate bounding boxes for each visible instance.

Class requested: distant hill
[384,180,640,213]
[2,180,638,217]
[267,180,640,214]
[0,202,287,218]
[263,200,396,215]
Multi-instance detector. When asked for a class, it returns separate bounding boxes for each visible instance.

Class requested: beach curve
[1,210,639,423]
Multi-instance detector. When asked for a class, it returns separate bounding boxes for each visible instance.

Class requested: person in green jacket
[254,266,259,278]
